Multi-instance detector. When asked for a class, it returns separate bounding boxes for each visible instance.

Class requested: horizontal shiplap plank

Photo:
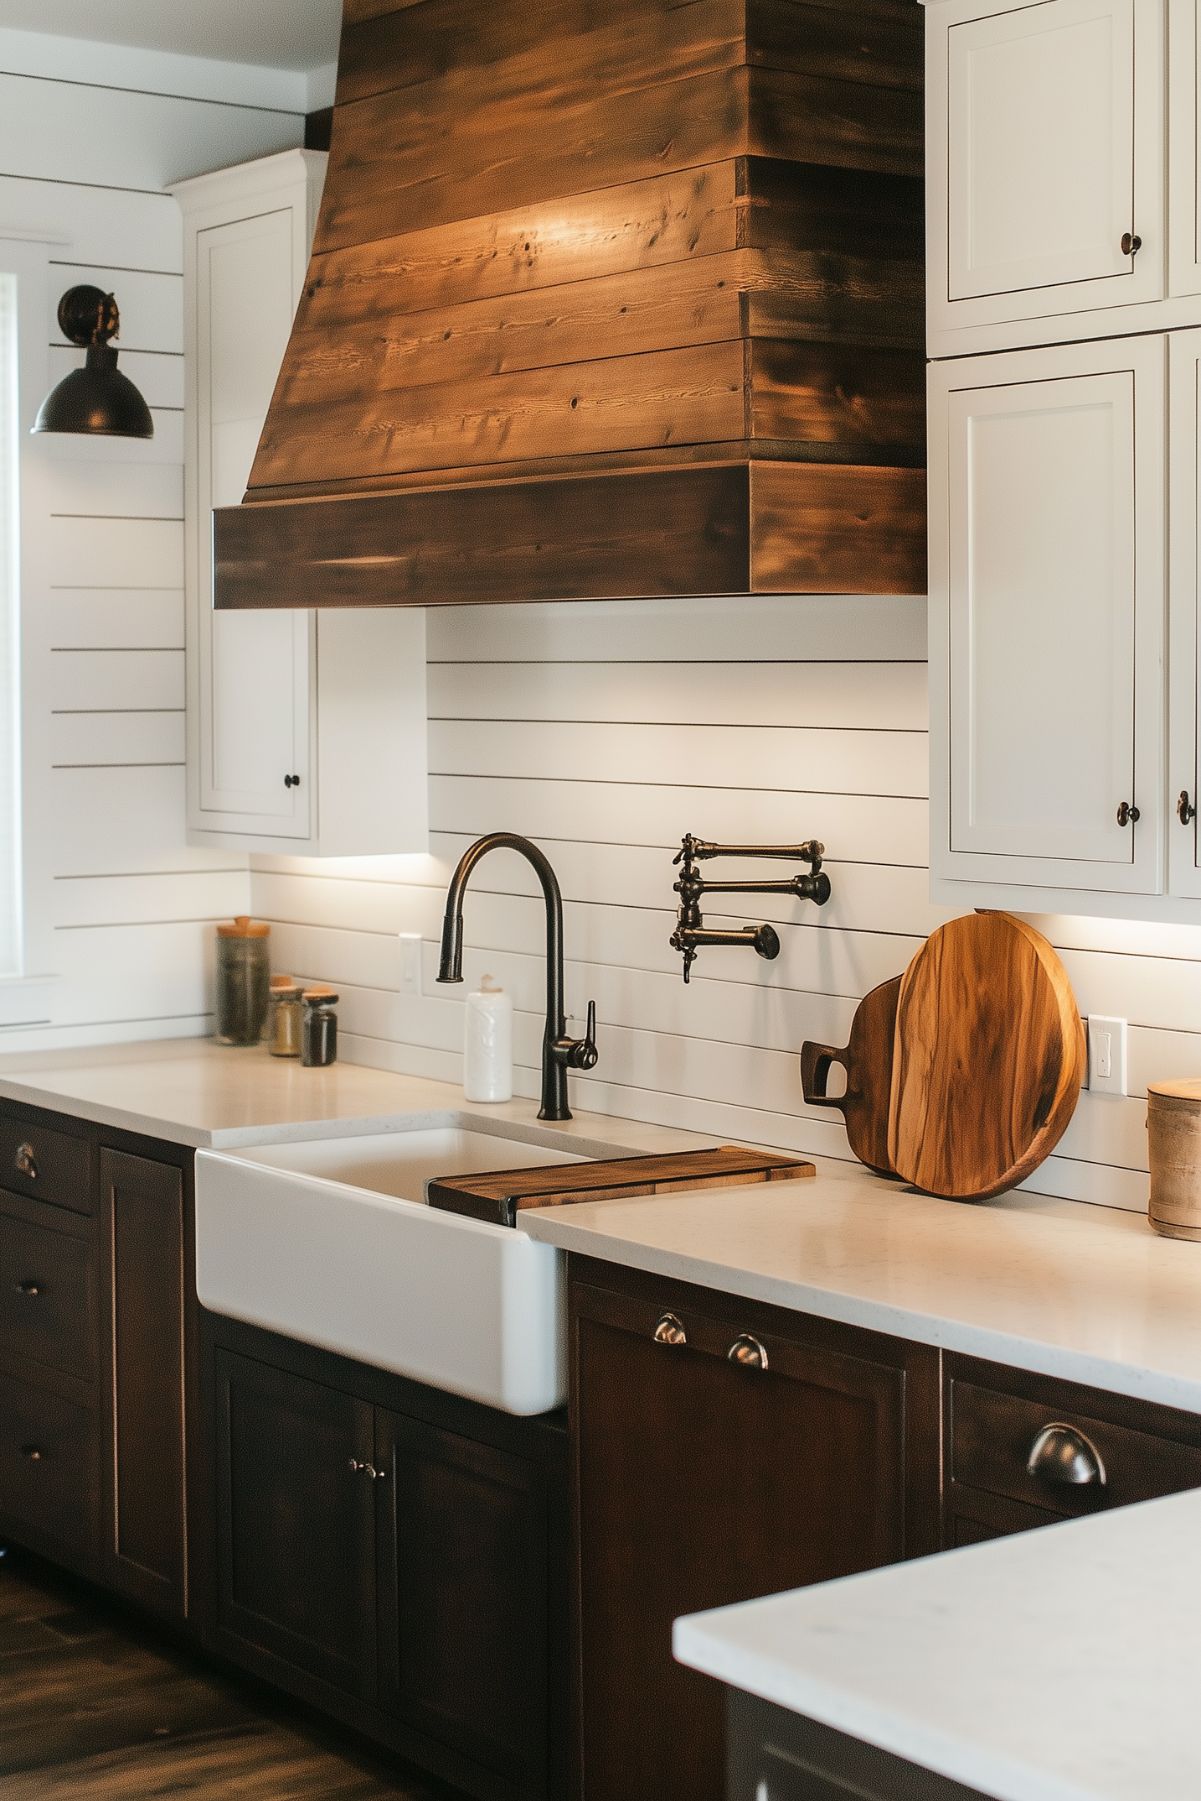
[48,516,183,590]
[0,73,301,191]
[48,588,184,650]
[427,595,928,664]
[51,765,235,877]
[46,460,182,523]
[51,650,184,712]
[429,719,927,799]
[49,921,213,1024]
[51,709,184,767]
[0,177,182,270]
[430,776,928,868]
[50,265,182,354]
[47,343,182,412]
[55,869,248,930]
[429,660,929,733]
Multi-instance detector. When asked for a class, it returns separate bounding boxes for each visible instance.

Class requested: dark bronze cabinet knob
[1179,790,1196,825]
[1116,801,1140,827]
[15,1280,43,1299]
[14,1143,37,1180]
[284,773,301,789]
[20,1445,44,1463]
[1120,231,1142,257]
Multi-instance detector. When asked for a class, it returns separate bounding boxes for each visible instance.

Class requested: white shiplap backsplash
[248,593,1196,1215]
[0,37,301,1048]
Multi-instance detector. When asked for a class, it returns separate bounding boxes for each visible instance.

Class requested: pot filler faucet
[436,832,598,1122]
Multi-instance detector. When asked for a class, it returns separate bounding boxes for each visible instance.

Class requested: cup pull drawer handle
[1026,1422,1107,1488]
[15,1281,43,1299]
[652,1312,687,1347]
[727,1333,769,1371]
[20,1445,44,1463]
[14,1144,37,1181]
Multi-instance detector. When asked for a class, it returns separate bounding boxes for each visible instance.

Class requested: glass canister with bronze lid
[214,916,271,1046]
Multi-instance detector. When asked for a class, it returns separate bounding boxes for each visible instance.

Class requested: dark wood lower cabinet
[570,1258,940,1801]
[200,1313,568,1801]
[214,1349,377,1699]
[100,1147,188,1620]
[728,1693,991,1801]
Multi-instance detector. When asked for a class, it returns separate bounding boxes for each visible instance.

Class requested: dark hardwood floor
[0,1547,451,1799]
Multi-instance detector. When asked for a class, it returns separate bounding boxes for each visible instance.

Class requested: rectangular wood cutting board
[426,1145,815,1227]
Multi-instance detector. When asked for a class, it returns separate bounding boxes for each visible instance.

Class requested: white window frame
[0,233,60,1027]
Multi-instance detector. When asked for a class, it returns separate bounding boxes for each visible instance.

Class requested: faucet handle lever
[567,1000,599,1071]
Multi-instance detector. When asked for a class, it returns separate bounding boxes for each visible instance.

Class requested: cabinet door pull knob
[20,1445,44,1462]
[284,773,301,789]
[1121,231,1142,257]
[15,1281,43,1299]
[1179,791,1197,825]
[14,1143,37,1180]
[727,1333,769,1371]
[651,1312,687,1347]
[348,1458,385,1479]
[1026,1422,1107,1488]
[1116,801,1140,827]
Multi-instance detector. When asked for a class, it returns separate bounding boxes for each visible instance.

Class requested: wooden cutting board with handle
[800,977,901,1176]
[427,1146,815,1227]
[888,912,1085,1201]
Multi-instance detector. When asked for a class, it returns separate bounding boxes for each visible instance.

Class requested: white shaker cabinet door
[193,207,311,840]
[1169,331,1201,895]
[1169,0,1201,297]
[931,0,1163,333]
[929,335,1165,898]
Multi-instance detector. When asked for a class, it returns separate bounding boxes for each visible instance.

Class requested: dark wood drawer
[0,1204,96,1380]
[0,1373,98,1562]
[950,1375,1201,1519]
[0,1116,91,1215]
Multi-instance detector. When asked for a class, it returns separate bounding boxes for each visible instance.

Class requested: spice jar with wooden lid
[214,916,271,1046]
[1147,1080,1201,1239]
[301,987,339,1068]
[266,976,303,1058]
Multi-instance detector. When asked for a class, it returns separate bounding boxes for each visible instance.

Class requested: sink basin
[194,1118,615,1415]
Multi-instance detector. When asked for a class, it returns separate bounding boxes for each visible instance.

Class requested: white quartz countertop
[520,1155,1201,1413]
[675,1486,1201,1801]
[0,1037,713,1155]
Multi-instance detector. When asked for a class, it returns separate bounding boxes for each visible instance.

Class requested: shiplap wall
[0,40,303,1048]
[246,593,1201,1215]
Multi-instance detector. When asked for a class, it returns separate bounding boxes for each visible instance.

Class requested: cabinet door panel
[573,1279,907,1801]
[213,1350,376,1698]
[376,1410,550,1790]
[930,335,1164,895]
[1169,0,1201,298]
[935,0,1162,330]
[193,207,311,839]
[100,1149,186,1620]
[1170,330,1201,894]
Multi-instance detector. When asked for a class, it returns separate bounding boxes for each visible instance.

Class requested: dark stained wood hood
[214,0,926,610]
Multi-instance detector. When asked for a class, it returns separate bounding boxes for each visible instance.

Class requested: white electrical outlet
[398,932,422,997]
[1087,1016,1127,1097]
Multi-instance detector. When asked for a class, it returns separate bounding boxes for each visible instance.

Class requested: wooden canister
[1147,1081,1201,1239]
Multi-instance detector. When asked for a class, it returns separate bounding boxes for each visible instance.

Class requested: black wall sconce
[32,286,153,440]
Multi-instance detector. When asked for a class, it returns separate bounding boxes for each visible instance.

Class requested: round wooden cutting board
[887,912,1085,1202]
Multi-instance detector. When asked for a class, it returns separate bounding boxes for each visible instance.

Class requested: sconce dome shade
[31,286,154,440]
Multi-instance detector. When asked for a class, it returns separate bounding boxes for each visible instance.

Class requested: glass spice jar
[265,976,304,1058]
[214,917,271,1046]
[301,987,339,1067]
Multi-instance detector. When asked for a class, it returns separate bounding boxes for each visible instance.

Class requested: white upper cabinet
[1169,0,1201,296]
[926,0,1166,354]
[174,151,427,857]
[1169,328,1201,895]
[929,336,1165,902]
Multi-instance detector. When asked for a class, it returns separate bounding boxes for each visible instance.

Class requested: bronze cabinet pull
[727,1333,769,1371]
[14,1143,37,1180]
[20,1445,44,1463]
[14,1280,43,1299]
[1121,231,1142,256]
[1025,1422,1107,1488]
[652,1312,687,1347]
[1179,791,1196,825]
[1116,801,1140,827]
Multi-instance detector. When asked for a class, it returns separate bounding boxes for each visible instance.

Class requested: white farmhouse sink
[194,1120,613,1416]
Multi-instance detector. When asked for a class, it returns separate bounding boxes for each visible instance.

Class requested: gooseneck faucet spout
[436,832,598,1122]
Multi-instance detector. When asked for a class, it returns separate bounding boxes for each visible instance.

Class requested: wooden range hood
[214,0,925,610]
